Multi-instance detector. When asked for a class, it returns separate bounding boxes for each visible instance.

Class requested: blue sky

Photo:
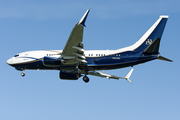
[1,0,180,120]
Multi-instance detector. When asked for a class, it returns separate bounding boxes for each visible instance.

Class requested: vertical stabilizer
[132,16,168,52]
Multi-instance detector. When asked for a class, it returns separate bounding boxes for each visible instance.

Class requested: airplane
[6,9,172,83]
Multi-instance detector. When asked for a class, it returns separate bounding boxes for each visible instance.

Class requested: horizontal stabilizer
[157,55,173,62]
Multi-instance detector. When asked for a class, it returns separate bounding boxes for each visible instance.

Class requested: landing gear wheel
[21,72,25,77]
[83,76,89,83]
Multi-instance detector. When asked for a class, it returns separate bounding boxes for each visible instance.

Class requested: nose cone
[6,58,13,65]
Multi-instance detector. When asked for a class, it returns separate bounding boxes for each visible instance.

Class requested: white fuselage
[7,49,121,66]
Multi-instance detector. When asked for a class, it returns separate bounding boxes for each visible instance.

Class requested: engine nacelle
[43,56,61,67]
[59,71,81,80]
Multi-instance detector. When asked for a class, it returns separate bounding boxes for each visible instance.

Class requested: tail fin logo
[146,39,153,45]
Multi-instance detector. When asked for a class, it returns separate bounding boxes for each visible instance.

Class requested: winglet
[78,9,90,27]
[124,68,134,83]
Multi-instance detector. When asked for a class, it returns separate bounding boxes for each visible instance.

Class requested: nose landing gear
[15,67,25,77]
[21,70,25,77]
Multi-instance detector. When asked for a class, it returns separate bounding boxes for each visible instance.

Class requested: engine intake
[43,56,61,67]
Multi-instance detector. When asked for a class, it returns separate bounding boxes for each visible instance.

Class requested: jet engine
[59,71,82,80]
[43,56,61,67]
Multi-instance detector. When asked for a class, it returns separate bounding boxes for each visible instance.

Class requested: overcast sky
[1,0,180,120]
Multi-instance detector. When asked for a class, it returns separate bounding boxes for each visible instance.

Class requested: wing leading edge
[61,9,90,66]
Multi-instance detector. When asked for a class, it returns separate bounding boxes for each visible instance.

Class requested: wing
[61,9,90,67]
[88,68,134,83]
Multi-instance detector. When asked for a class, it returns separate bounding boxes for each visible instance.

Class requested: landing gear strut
[83,76,89,83]
[75,67,81,75]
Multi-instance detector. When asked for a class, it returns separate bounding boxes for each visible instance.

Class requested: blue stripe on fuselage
[86,51,140,66]
[86,51,158,70]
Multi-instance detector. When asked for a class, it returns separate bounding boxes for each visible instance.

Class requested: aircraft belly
[12,60,59,70]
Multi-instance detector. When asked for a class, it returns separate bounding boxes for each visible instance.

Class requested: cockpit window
[14,54,19,57]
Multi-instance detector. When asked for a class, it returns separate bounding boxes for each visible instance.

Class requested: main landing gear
[15,67,25,77]
[75,68,89,83]
[74,65,89,83]
[75,67,81,75]
[83,75,89,83]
